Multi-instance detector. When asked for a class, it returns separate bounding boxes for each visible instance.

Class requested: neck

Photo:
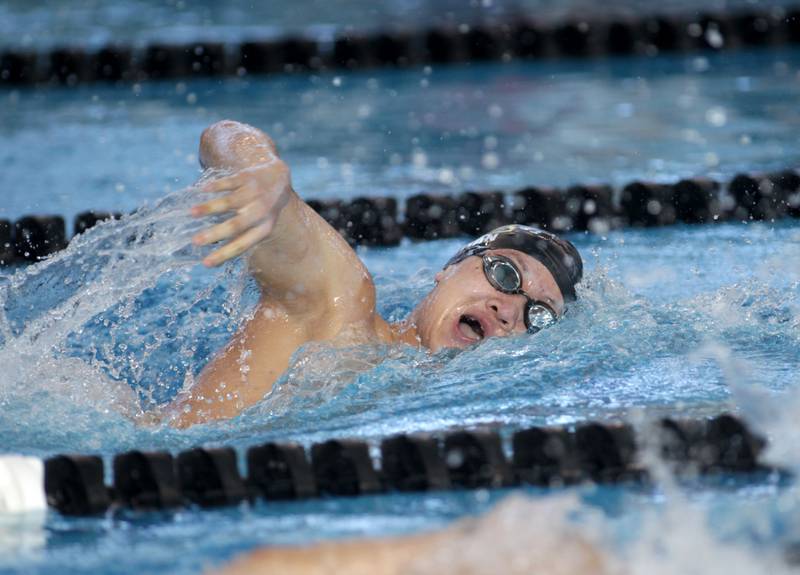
[388,292,435,348]
[388,320,421,347]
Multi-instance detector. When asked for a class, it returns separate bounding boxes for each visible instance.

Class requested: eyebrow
[508,252,558,309]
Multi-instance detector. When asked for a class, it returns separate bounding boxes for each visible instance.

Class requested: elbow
[201,120,241,144]
[199,120,241,168]
[199,120,277,170]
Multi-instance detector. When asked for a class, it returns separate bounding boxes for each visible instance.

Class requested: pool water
[4,47,800,226]
[1,43,799,575]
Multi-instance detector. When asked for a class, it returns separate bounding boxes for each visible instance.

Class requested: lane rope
[2,169,798,266]
[1,8,800,87]
[0,414,780,516]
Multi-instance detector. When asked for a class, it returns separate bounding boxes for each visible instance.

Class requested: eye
[526,304,557,333]
[491,260,520,291]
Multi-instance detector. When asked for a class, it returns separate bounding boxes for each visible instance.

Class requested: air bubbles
[681,129,705,145]
[481,152,500,169]
[646,200,663,215]
[458,165,475,180]
[437,168,455,185]
[412,150,428,168]
[705,106,727,127]
[705,25,724,49]
[704,152,719,167]
[488,104,504,119]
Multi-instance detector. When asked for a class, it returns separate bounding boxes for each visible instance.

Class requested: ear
[434,270,444,284]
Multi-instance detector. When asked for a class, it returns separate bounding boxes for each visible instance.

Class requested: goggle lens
[525,303,557,334]
[487,258,521,292]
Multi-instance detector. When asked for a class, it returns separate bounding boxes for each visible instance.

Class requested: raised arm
[167,121,379,427]
[193,120,310,287]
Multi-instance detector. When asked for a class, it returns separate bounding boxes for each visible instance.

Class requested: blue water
[0,37,799,575]
[3,47,800,229]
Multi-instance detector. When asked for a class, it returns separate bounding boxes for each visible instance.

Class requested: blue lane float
[2,7,800,87]
[0,170,798,267]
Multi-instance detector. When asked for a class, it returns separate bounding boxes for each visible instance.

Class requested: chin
[426,318,481,352]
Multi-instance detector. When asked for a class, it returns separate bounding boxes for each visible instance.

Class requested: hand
[190,159,292,267]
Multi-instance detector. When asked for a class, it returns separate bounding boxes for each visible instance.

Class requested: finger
[200,173,246,194]
[190,182,259,217]
[193,203,265,246]
[203,221,274,267]
[191,193,239,217]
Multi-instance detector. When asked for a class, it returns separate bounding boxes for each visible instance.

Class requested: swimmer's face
[414,249,565,352]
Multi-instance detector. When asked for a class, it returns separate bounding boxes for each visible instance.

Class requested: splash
[0,181,249,452]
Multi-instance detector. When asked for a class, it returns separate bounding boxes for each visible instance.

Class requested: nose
[486,295,523,333]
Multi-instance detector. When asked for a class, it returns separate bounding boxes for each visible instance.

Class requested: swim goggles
[482,254,558,334]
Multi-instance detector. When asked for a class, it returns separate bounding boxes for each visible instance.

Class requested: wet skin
[167,120,564,427]
[408,249,565,352]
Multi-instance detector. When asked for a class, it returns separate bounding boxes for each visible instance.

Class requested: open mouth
[458,314,485,341]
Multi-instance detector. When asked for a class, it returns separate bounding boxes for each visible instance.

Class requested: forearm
[199,120,278,172]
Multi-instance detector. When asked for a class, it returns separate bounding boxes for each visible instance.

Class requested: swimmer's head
[409,225,583,351]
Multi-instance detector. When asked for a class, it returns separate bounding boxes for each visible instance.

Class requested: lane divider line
[2,8,800,86]
[0,414,779,517]
[1,169,797,267]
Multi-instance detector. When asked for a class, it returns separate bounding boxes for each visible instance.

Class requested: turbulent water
[0,181,798,573]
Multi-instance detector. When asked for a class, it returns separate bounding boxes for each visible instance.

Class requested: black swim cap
[444,225,583,301]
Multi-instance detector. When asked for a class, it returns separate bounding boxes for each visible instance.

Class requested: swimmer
[169,120,582,427]
[213,494,612,575]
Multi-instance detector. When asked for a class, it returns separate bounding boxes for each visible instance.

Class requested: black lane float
[1,169,798,267]
[2,7,800,86]
[32,414,781,517]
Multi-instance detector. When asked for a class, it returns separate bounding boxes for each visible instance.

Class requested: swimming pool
[1,25,800,575]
